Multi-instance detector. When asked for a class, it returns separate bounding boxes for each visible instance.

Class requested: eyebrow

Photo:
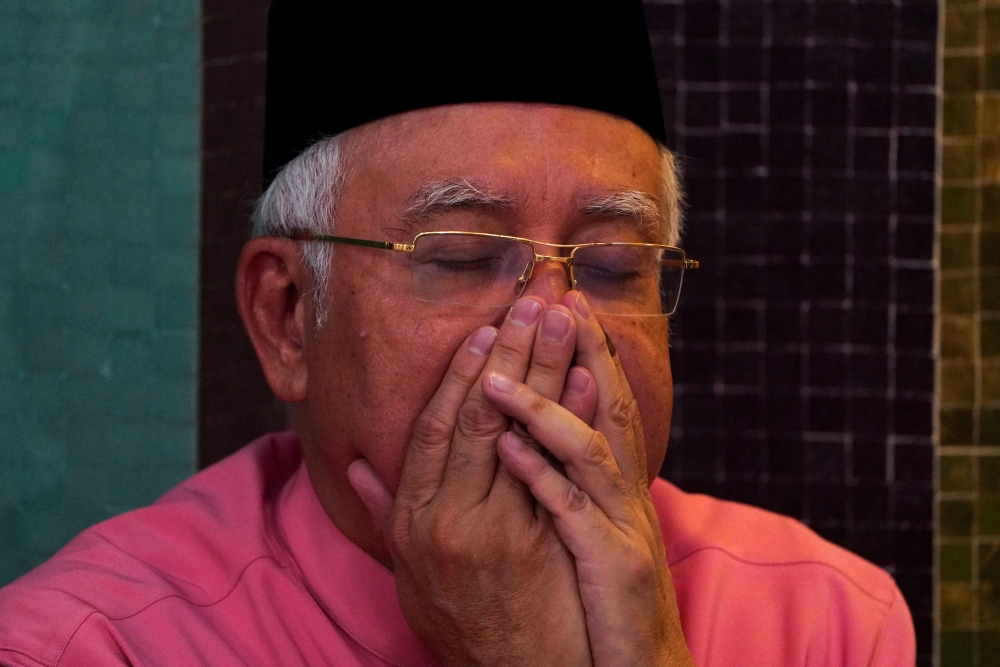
[400,178,516,225]
[578,190,662,238]
[398,178,662,239]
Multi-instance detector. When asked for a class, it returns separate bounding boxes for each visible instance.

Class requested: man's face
[297,103,674,514]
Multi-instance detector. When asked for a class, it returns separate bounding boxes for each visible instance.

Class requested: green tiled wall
[0,1,200,585]
[939,0,1000,663]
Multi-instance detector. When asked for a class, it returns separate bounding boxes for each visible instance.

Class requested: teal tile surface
[0,2,200,586]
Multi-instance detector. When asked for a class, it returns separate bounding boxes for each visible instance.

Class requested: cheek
[603,319,674,481]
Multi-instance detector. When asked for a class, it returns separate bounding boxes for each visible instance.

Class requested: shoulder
[0,432,302,667]
[650,478,916,666]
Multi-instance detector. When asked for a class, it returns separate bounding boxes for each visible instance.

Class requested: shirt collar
[275,460,438,667]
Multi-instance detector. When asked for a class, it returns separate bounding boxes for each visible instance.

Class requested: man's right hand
[347,297,597,667]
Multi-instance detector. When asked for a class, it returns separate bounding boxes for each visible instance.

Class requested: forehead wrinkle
[578,190,662,239]
[399,178,517,228]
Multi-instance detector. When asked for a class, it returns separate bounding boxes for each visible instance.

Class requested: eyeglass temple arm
[664,258,700,269]
[283,230,413,252]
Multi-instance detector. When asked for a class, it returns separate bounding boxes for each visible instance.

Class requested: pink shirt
[0,432,915,666]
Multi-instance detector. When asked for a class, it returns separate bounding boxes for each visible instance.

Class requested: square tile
[984,632,1000,667]
[985,97,1000,140]
[942,409,975,445]
[988,53,1000,91]
[941,455,975,492]
[984,362,1000,402]
[983,229,1000,269]
[942,186,977,225]
[939,631,974,667]
[988,7,1000,49]
[983,410,1000,446]
[942,543,974,581]
[942,230,976,270]
[942,499,976,536]
[941,361,976,405]
[981,494,1000,534]
[981,584,1000,626]
[984,458,1000,493]
[943,143,978,181]
[985,186,1000,224]
[941,582,975,628]
[985,318,1000,357]
[945,56,982,94]
[946,6,981,48]
[982,542,1000,583]
[942,317,976,358]
[983,138,1000,182]
[941,277,977,315]
[985,274,1000,311]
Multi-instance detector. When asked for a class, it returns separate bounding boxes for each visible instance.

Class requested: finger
[496,431,617,559]
[523,305,576,402]
[564,291,643,487]
[508,305,576,466]
[558,366,598,426]
[439,297,544,505]
[483,373,633,522]
[396,325,497,508]
[347,458,395,539]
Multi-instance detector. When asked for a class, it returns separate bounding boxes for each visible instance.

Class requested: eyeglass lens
[409,233,686,315]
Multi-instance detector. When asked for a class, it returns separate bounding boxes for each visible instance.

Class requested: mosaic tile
[983,410,1000,445]
[982,138,1000,182]
[942,499,976,536]
[984,318,1000,357]
[983,228,1000,268]
[942,186,978,225]
[988,53,1000,91]
[985,97,1000,139]
[988,7,1000,49]
[946,55,982,94]
[942,317,976,358]
[941,277,978,315]
[940,631,974,667]
[946,6,981,48]
[985,458,1000,493]
[941,455,975,492]
[942,409,975,445]
[984,362,1000,402]
[943,143,979,181]
[942,543,974,581]
[942,95,978,137]
[942,230,976,269]
[981,494,1000,534]
[941,582,976,627]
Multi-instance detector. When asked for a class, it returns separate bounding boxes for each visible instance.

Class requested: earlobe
[235,237,311,403]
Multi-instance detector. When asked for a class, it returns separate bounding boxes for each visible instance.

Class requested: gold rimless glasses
[283,230,699,317]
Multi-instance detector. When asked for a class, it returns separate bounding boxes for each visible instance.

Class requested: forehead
[338,103,662,236]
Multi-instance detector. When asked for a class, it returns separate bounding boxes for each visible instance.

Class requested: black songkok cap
[263,1,665,185]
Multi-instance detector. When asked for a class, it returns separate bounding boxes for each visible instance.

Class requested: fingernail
[502,431,527,451]
[488,372,518,394]
[572,292,593,319]
[603,329,617,357]
[509,298,543,326]
[565,367,590,394]
[468,327,498,356]
[541,309,572,342]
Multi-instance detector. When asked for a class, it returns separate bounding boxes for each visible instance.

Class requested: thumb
[347,458,395,537]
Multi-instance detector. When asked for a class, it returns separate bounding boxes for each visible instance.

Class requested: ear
[235,237,312,403]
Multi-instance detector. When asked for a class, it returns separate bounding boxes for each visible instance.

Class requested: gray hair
[251,132,684,326]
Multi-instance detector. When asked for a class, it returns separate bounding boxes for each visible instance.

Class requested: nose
[518,258,573,306]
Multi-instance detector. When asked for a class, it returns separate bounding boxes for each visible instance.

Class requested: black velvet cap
[263,0,664,185]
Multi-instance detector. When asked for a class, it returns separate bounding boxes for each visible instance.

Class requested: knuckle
[410,407,454,445]
[608,392,640,431]
[561,482,591,514]
[528,350,565,377]
[455,395,505,440]
[581,430,612,468]
[492,334,528,362]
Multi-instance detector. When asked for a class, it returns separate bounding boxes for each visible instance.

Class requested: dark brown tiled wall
[199,0,285,467]
[645,1,936,663]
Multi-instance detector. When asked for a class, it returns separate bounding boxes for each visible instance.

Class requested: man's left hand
[483,292,696,667]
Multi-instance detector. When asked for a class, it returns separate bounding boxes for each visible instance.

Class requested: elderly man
[0,2,915,665]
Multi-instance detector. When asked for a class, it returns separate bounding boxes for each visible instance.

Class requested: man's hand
[483,292,696,667]
[347,297,596,667]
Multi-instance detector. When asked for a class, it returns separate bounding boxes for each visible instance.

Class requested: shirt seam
[863,586,899,667]
[51,554,290,666]
[668,544,896,607]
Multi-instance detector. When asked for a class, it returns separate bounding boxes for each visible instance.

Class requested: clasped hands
[348,292,694,667]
